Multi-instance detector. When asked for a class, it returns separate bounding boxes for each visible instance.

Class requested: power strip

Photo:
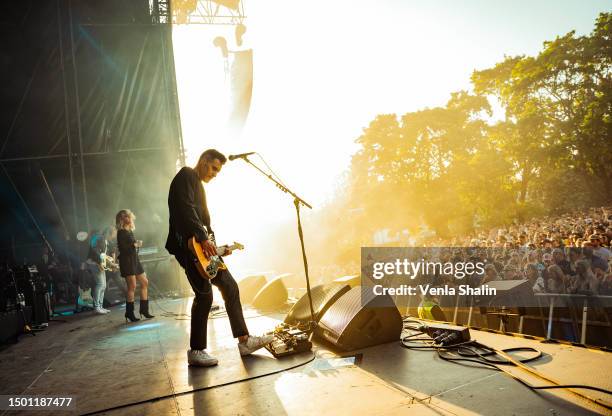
[420,322,471,345]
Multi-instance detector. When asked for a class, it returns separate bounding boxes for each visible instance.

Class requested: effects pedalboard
[265,323,313,358]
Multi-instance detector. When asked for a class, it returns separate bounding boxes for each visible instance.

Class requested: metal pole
[467,305,473,327]
[116,32,149,148]
[11,235,16,262]
[85,146,172,155]
[581,299,588,345]
[294,200,316,328]
[0,52,44,158]
[39,168,70,240]
[1,154,68,163]
[68,0,90,231]
[1,164,54,254]
[159,5,186,166]
[0,147,172,163]
[546,296,555,340]
[57,0,77,234]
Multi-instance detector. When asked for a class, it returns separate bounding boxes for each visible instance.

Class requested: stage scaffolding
[0,0,185,262]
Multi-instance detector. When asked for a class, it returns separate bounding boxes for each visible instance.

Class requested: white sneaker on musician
[94,307,108,315]
[101,307,111,313]
[187,349,218,367]
[238,334,274,356]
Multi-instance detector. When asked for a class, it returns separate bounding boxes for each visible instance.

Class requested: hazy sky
[172,0,610,274]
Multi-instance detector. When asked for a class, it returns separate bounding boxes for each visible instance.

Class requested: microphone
[228,152,255,161]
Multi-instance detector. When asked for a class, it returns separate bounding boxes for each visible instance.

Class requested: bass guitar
[188,237,244,279]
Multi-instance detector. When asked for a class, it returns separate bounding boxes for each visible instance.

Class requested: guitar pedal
[265,323,312,358]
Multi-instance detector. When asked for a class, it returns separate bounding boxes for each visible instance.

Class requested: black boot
[125,302,140,322]
[139,299,155,319]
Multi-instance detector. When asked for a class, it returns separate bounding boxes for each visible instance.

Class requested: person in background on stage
[166,149,273,367]
[103,236,128,305]
[86,226,116,315]
[40,244,59,305]
[116,209,154,322]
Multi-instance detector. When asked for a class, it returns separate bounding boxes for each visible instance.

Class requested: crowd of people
[34,205,612,315]
[418,207,612,296]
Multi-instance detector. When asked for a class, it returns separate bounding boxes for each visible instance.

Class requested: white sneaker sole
[239,340,273,356]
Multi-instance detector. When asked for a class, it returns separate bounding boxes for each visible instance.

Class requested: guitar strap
[200,182,213,238]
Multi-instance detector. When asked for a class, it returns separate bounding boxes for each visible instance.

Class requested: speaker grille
[284,283,350,325]
[238,275,267,304]
[252,275,288,310]
[317,287,402,350]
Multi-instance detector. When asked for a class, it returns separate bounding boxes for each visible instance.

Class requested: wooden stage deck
[0,297,610,415]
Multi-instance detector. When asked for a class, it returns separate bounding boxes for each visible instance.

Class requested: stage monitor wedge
[252,274,288,310]
[284,283,351,325]
[238,275,267,305]
[316,286,402,351]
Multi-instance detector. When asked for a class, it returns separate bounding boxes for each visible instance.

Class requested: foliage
[325,13,611,263]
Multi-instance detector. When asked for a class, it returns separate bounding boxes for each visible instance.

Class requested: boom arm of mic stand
[238,156,317,331]
[241,157,312,209]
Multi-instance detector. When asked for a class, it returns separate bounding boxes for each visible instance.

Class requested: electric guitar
[100,253,119,272]
[188,237,244,279]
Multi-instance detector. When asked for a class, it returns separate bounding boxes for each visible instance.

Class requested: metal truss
[172,0,245,25]
[150,0,171,24]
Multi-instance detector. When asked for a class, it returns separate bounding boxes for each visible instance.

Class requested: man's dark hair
[198,149,227,165]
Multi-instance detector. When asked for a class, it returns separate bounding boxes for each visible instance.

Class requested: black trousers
[176,251,249,350]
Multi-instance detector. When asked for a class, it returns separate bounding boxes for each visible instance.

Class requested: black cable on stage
[146,281,190,318]
[147,282,279,322]
[400,325,612,411]
[146,278,268,321]
[80,352,316,416]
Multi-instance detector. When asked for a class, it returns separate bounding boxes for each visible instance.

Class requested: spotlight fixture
[213,36,228,58]
[235,23,246,46]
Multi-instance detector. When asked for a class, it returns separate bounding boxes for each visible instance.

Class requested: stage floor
[0,297,610,415]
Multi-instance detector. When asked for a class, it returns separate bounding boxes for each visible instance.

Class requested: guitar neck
[216,243,243,256]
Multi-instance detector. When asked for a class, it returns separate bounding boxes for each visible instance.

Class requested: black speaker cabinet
[17,267,49,325]
[316,286,402,351]
[238,275,267,305]
[284,283,351,325]
[252,274,288,310]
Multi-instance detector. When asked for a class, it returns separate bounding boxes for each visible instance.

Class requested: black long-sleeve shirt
[165,166,213,255]
[117,229,137,259]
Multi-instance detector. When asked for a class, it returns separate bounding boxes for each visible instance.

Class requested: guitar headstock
[232,241,245,250]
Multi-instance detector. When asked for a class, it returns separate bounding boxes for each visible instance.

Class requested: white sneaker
[238,334,275,356]
[101,307,111,313]
[94,307,108,315]
[187,349,218,367]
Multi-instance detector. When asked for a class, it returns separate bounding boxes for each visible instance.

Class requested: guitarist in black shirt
[166,149,273,367]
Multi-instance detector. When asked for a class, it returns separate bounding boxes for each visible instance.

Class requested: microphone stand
[237,155,317,332]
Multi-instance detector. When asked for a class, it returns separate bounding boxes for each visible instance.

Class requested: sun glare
[172,24,308,277]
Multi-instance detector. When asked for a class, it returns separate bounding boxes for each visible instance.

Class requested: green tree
[473,12,612,202]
